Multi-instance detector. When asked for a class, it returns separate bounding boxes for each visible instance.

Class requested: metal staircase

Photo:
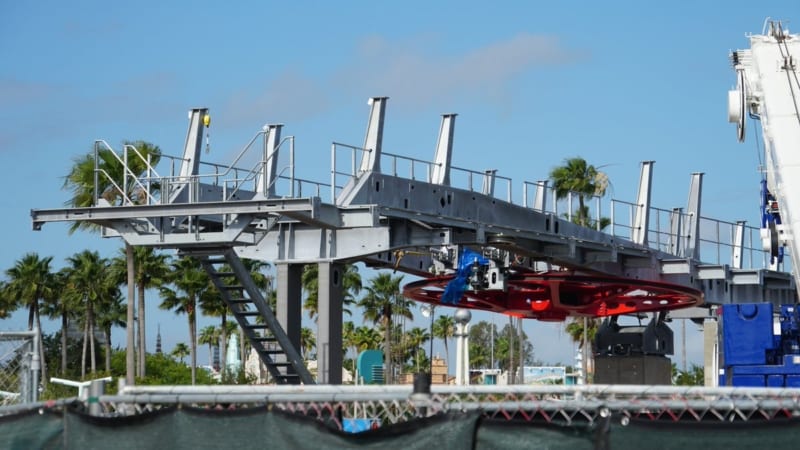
[190,248,314,385]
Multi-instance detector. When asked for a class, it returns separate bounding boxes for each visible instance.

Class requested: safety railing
[91,131,781,273]
[330,142,514,204]
[91,131,325,207]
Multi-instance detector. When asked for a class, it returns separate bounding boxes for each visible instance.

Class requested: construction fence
[2,384,800,449]
[0,330,40,406]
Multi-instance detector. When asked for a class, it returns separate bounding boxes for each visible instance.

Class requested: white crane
[729,19,800,294]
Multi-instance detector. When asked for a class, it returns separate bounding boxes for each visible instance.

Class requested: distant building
[398,357,450,384]
[155,325,162,355]
[518,366,567,385]
[470,368,502,385]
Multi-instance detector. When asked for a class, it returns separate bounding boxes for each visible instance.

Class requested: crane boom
[729,20,800,293]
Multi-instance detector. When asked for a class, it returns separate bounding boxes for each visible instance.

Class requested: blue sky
[1,1,797,372]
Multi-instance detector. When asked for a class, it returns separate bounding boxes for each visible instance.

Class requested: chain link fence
[0,329,40,406]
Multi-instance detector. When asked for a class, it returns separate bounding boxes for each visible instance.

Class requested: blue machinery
[721,303,800,387]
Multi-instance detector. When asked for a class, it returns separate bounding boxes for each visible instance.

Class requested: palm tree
[39,269,76,376]
[198,325,221,370]
[160,256,209,385]
[2,253,59,385]
[111,247,170,378]
[63,140,162,385]
[549,157,610,382]
[405,327,430,373]
[358,273,413,384]
[0,281,10,319]
[342,321,358,373]
[432,314,456,370]
[302,264,362,320]
[63,250,118,377]
[549,157,610,228]
[95,291,127,372]
[566,317,599,382]
[171,343,190,363]
[300,326,316,359]
[353,326,382,353]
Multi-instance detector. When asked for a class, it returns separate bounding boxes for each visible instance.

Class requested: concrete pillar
[454,309,472,385]
[703,318,719,387]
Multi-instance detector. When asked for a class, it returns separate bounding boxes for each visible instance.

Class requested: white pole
[455,323,464,385]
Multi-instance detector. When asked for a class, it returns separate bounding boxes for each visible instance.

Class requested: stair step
[259,349,284,354]
[277,374,301,381]
[220,284,245,290]
[199,251,313,385]
[204,258,227,264]
[268,362,294,368]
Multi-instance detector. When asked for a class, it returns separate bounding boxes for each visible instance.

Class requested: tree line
[0,250,536,388]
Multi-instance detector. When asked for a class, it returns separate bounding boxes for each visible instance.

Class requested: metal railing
[91,132,320,206]
[90,131,783,274]
[14,384,799,427]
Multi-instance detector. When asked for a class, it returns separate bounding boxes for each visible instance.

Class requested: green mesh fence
[3,384,800,449]
[2,405,800,449]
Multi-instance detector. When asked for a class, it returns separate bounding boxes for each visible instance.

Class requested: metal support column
[317,262,344,384]
[684,173,704,261]
[431,114,456,185]
[169,108,208,203]
[359,97,388,174]
[533,180,548,211]
[732,220,746,269]
[631,161,654,245]
[256,124,283,198]
[276,264,303,366]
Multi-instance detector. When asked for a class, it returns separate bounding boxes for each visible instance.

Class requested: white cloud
[333,32,584,112]
[218,69,330,128]
[214,32,583,125]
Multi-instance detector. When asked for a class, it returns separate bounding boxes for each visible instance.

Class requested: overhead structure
[31,88,796,384]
